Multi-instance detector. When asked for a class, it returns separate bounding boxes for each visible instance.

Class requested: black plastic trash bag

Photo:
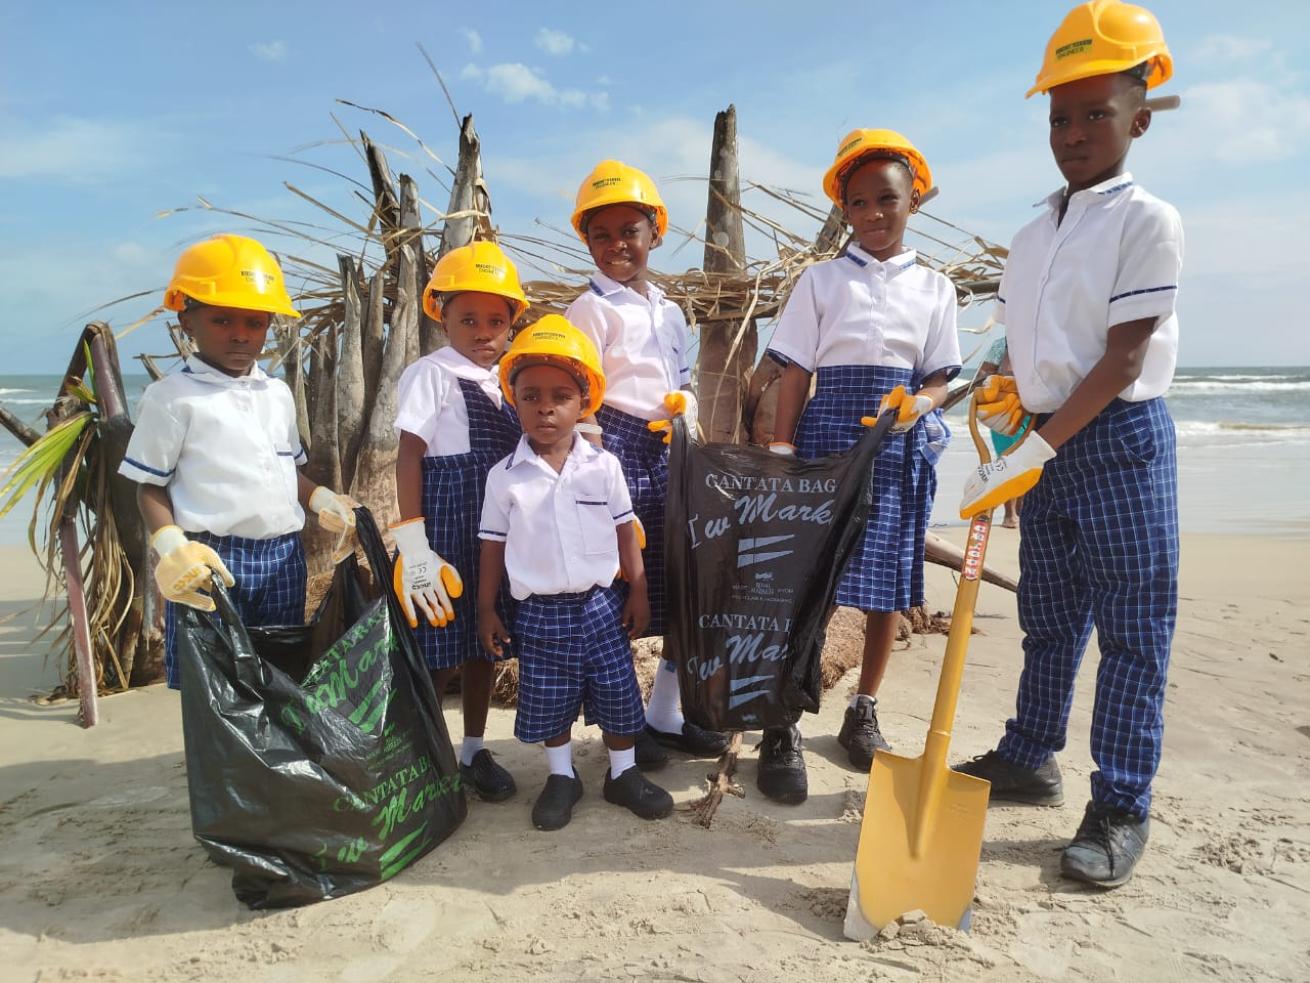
[177,507,467,909]
[665,414,894,731]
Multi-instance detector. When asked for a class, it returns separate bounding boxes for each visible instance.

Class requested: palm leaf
[0,412,93,519]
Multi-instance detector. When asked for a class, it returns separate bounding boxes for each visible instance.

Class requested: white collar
[588,271,664,304]
[433,345,500,383]
[1037,171,1135,211]
[505,430,599,471]
[843,243,918,277]
[181,356,269,387]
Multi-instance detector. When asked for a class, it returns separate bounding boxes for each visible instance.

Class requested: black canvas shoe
[953,749,1064,806]
[532,770,584,831]
[634,729,670,771]
[756,725,808,805]
[644,721,730,757]
[1061,802,1150,888]
[459,749,516,802]
[603,767,674,819]
[837,696,891,770]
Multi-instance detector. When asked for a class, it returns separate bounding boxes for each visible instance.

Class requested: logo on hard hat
[241,269,276,291]
[1055,38,1093,60]
[592,176,622,190]
[837,136,864,157]
[474,263,501,275]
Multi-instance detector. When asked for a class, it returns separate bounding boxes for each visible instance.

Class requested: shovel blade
[843,750,991,939]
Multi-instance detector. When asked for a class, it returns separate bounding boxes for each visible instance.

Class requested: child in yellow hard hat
[955,0,1182,888]
[764,129,961,803]
[390,240,529,803]
[564,160,728,770]
[120,234,356,689]
[477,315,674,831]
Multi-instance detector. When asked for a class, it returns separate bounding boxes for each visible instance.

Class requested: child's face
[584,204,660,284]
[842,160,919,261]
[1048,73,1150,193]
[513,363,584,448]
[181,304,272,377]
[443,291,514,369]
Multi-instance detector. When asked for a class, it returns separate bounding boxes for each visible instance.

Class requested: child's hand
[976,376,1027,436]
[478,610,512,657]
[621,588,650,639]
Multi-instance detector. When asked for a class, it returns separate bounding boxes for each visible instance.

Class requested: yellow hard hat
[422,240,530,322]
[499,314,606,417]
[822,129,932,206]
[1027,0,1172,98]
[163,234,299,318]
[571,160,668,241]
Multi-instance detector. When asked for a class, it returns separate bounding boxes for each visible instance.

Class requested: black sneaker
[1061,802,1150,887]
[603,766,674,819]
[756,725,808,805]
[459,749,516,802]
[532,770,584,831]
[634,729,670,771]
[837,696,891,770]
[953,749,1064,806]
[644,721,730,757]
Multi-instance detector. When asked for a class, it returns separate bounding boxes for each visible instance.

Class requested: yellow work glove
[646,390,698,444]
[390,517,464,629]
[151,525,235,612]
[862,385,933,433]
[977,375,1026,437]
[959,432,1056,519]
[309,486,359,563]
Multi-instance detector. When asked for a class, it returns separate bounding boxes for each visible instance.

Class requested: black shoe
[459,749,517,802]
[634,729,670,771]
[756,725,808,805]
[603,766,674,819]
[953,749,1064,806]
[532,770,584,831]
[1061,802,1150,888]
[837,696,891,770]
[645,721,730,757]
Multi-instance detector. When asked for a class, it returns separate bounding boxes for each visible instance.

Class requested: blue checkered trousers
[417,378,521,670]
[513,585,646,743]
[996,397,1178,819]
[794,364,934,613]
[596,404,669,637]
[164,531,306,689]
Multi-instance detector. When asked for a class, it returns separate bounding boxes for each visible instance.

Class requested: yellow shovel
[844,392,1029,938]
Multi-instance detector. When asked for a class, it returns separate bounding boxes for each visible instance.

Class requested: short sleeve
[606,455,635,525]
[1109,200,1184,325]
[919,276,962,382]
[393,358,449,446]
[274,380,307,465]
[765,267,821,372]
[564,291,611,360]
[672,307,692,386]
[994,268,1008,327]
[478,464,510,542]
[119,386,185,486]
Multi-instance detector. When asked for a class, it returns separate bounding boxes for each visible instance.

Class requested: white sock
[608,745,636,779]
[849,694,876,709]
[460,735,484,767]
[544,741,573,777]
[646,659,685,733]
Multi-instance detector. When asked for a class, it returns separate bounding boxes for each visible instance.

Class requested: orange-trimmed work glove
[647,391,698,444]
[959,432,1055,519]
[862,385,932,433]
[151,525,235,611]
[977,375,1026,437]
[390,517,464,628]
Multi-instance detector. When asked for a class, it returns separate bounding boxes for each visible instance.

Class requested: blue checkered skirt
[795,364,932,612]
[164,531,306,689]
[596,405,668,636]
[513,586,645,743]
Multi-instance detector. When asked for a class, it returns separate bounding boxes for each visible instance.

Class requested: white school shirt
[767,244,961,380]
[119,358,306,538]
[996,173,1183,414]
[479,433,635,600]
[393,346,507,456]
[565,272,692,421]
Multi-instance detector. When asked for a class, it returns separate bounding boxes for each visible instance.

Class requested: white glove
[960,432,1056,519]
[870,384,934,433]
[308,486,358,563]
[767,442,796,457]
[390,517,464,628]
[976,375,1026,437]
[151,525,235,612]
[646,390,698,444]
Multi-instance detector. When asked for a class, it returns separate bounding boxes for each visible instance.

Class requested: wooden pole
[439,114,491,258]
[336,255,366,492]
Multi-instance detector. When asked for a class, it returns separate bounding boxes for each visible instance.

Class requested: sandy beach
[0,527,1307,983]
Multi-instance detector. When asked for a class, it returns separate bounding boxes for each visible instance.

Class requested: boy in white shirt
[957,0,1182,888]
[478,316,673,831]
[120,234,355,688]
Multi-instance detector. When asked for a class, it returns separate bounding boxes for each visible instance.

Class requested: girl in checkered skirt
[762,130,961,802]
[391,242,529,804]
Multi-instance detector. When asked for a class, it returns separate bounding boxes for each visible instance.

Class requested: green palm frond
[0,411,93,519]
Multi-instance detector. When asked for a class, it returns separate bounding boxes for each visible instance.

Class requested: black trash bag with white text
[665,414,893,731]
[177,507,467,909]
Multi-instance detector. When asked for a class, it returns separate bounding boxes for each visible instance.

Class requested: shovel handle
[967,388,1033,467]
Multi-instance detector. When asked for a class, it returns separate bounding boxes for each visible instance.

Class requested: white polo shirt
[394,346,506,455]
[565,273,692,421]
[479,433,635,600]
[119,358,306,539]
[767,244,961,381]
[997,173,1183,414]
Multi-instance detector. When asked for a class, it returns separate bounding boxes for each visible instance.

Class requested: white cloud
[460,63,483,81]
[248,40,288,63]
[461,28,483,54]
[464,62,608,112]
[534,28,586,56]
[1194,35,1273,63]
[1176,79,1310,164]
[0,115,149,182]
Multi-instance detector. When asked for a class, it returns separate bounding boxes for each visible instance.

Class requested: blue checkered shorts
[996,398,1178,819]
[164,531,306,689]
[794,365,932,613]
[597,404,668,636]
[513,585,646,743]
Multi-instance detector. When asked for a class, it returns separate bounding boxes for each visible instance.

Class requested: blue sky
[2,0,1308,373]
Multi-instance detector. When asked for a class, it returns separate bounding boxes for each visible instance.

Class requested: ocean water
[1,368,1307,541]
